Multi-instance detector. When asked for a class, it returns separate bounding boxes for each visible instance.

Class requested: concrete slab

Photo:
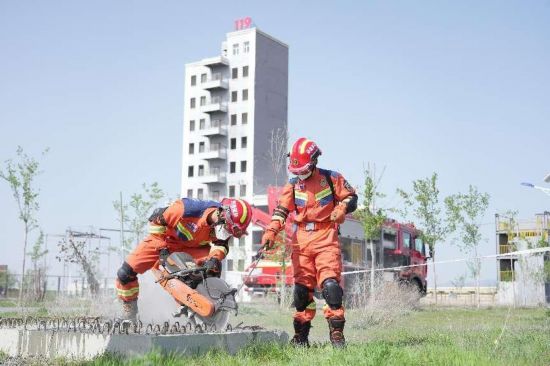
[0,329,288,360]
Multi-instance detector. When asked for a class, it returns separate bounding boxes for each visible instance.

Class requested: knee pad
[322,278,343,310]
[293,283,311,312]
[117,262,137,285]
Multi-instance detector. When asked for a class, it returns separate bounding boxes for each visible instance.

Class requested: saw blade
[194,277,237,330]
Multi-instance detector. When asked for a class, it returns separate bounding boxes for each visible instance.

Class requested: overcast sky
[0,1,548,285]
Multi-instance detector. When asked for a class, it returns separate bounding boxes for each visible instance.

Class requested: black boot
[328,317,346,348]
[290,319,311,347]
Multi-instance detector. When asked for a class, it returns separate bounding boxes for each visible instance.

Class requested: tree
[445,185,490,308]
[27,230,48,301]
[397,173,449,304]
[113,182,165,256]
[56,235,100,295]
[266,127,288,187]
[354,164,387,302]
[0,146,48,306]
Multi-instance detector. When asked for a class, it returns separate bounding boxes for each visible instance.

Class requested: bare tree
[267,127,288,187]
[0,146,48,306]
[56,236,100,295]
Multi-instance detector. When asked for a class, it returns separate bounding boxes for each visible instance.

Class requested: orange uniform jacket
[277,168,356,224]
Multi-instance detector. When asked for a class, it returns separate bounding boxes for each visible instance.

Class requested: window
[403,232,411,249]
[240,161,247,172]
[199,142,205,153]
[239,238,245,247]
[230,138,237,150]
[232,43,239,56]
[229,185,235,197]
[200,96,206,106]
[198,165,204,176]
[188,166,194,177]
[199,119,206,129]
[230,162,236,173]
[190,98,196,109]
[226,259,234,271]
[231,114,237,126]
[238,259,244,271]
[191,75,196,86]
[187,189,193,198]
[212,190,220,200]
[382,231,397,249]
[200,73,207,83]
[231,91,238,102]
[243,41,249,53]
[240,184,246,196]
[197,188,203,199]
[242,113,248,124]
[415,238,424,255]
[242,89,248,101]
[243,66,249,77]
[232,68,238,79]
[241,137,247,148]
[190,120,195,131]
[189,143,194,155]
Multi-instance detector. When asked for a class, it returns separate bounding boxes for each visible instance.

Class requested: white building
[495,212,550,306]
[180,25,289,288]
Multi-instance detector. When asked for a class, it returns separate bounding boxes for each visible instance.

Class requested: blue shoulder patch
[318,168,340,178]
[181,198,220,218]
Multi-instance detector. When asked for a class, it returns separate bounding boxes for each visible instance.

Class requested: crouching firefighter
[261,137,358,348]
[115,197,252,321]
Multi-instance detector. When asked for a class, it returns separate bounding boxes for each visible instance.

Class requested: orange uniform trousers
[115,235,211,302]
[291,223,345,323]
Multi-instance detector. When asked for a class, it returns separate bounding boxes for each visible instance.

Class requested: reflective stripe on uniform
[149,224,167,234]
[294,191,308,203]
[209,244,228,256]
[176,222,193,241]
[116,287,139,297]
[237,199,248,224]
[306,301,317,310]
[315,188,332,201]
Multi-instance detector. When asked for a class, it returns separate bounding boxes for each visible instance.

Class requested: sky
[0,0,549,286]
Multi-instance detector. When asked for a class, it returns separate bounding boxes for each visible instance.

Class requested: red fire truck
[243,187,429,298]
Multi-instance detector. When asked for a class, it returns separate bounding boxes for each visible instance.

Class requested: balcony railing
[201,144,227,160]
[201,119,227,136]
[203,73,228,90]
[197,168,227,184]
[499,244,516,255]
[201,97,227,113]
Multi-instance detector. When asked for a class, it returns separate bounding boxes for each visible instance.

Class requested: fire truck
[243,187,429,299]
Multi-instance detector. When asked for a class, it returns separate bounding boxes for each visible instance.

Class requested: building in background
[180,21,288,293]
[495,212,550,306]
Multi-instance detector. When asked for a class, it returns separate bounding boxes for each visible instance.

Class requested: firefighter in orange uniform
[115,198,252,321]
[262,138,357,348]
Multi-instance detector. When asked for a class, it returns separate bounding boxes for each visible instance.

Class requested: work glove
[261,220,282,250]
[204,257,221,274]
[330,203,347,224]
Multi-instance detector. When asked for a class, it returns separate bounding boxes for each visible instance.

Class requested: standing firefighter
[115,197,252,321]
[262,137,358,348]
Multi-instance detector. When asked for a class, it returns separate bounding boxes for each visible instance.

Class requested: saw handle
[155,266,208,283]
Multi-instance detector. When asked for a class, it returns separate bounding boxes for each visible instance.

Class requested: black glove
[204,257,221,274]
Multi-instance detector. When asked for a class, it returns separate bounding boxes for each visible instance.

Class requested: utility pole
[119,192,125,258]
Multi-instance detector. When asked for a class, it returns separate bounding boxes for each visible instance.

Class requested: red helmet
[288,137,322,175]
[220,198,252,238]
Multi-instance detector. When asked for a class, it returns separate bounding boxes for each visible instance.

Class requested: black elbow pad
[346,195,358,213]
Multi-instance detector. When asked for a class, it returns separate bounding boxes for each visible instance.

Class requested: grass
[74,306,550,365]
[1,299,548,365]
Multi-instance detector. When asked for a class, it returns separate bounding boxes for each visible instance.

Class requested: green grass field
[1,301,549,365]
[79,305,549,366]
